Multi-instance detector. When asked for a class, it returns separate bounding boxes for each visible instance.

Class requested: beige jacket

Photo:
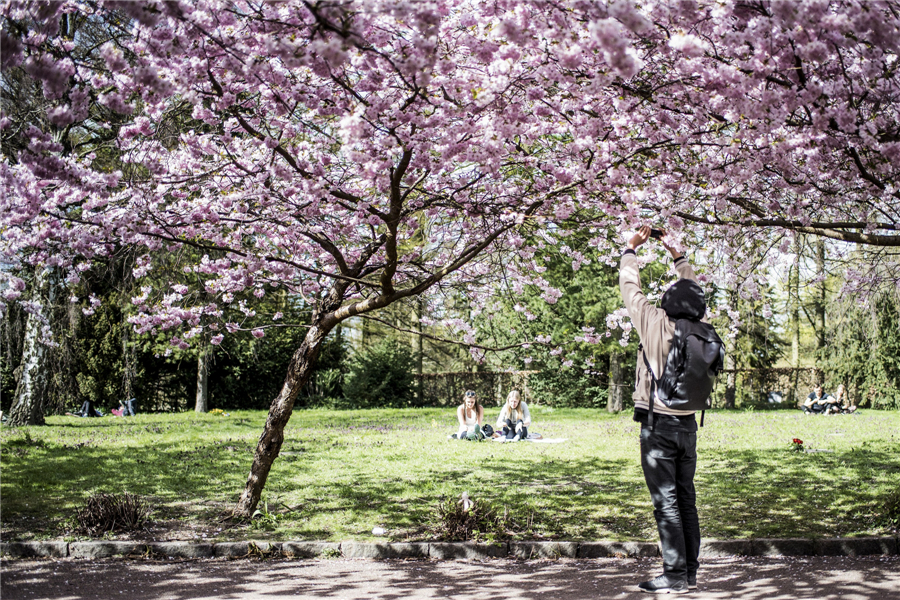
[619,251,698,416]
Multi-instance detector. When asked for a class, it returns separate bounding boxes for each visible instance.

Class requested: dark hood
[660,279,706,321]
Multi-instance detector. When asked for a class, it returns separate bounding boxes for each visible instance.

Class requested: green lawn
[1,408,898,543]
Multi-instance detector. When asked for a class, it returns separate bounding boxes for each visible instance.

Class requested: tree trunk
[814,238,826,385]
[789,241,801,404]
[607,350,625,413]
[195,344,210,413]
[233,320,333,517]
[723,348,736,409]
[414,297,424,404]
[8,268,52,426]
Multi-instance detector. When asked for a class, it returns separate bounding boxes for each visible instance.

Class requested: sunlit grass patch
[1,407,898,542]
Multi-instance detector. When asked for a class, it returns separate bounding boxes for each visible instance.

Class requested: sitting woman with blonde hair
[496,390,531,442]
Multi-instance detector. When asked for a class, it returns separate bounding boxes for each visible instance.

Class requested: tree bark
[723,348,736,409]
[195,344,210,413]
[233,319,333,517]
[8,268,52,426]
[414,297,424,404]
[814,238,826,385]
[607,350,625,413]
[789,239,801,404]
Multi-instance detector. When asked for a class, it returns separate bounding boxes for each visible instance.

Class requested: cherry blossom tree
[2,0,898,516]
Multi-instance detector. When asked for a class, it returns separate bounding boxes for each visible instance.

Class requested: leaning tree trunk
[607,350,625,413]
[233,320,333,517]
[8,268,52,426]
[195,344,210,413]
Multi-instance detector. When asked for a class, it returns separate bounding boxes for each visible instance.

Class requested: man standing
[620,225,706,594]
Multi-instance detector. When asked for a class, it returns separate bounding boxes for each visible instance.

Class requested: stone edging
[1,537,897,560]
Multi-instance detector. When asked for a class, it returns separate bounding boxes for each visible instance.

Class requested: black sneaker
[687,574,697,590]
[637,575,688,594]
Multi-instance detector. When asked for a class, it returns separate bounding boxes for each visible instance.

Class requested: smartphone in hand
[649,228,663,240]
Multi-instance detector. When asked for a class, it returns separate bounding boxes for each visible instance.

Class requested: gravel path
[3,555,900,599]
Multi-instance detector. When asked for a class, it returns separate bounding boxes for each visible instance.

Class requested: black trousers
[122,398,136,416]
[501,418,527,440]
[78,401,100,417]
[640,425,700,581]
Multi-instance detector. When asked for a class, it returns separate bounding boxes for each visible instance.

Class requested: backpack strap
[640,345,657,429]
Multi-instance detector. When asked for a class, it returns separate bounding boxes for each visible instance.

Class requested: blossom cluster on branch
[2,0,898,355]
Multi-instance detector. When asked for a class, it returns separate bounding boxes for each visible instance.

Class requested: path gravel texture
[3,555,900,600]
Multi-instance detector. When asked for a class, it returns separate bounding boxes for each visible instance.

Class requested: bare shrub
[433,492,513,542]
[75,493,151,536]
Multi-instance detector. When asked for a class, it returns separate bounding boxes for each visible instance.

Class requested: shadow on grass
[305,454,646,540]
[698,446,900,539]
[2,413,898,543]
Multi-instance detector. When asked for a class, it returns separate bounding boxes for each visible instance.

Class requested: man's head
[814,385,823,397]
[661,278,706,320]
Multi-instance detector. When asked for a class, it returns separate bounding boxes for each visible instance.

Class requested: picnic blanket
[491,434,568,443]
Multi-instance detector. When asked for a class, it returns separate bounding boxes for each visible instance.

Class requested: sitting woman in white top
[455,390,485,440]
[496,390,531,442]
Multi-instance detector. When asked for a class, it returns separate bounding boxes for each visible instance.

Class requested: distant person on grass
[833,384,857,414]
[120,397,137,417]
[620,225,704,594]
[496,390,531,442]
[66,400,102,418]
[802,386,830,414]
[454,390,484,440]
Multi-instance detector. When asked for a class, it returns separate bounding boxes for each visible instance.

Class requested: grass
[1,407,899,543]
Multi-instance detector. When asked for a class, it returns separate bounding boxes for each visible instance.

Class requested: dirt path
[3,555,900,599]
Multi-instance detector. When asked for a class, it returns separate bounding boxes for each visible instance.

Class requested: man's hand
[661,234,683,260]
[627,225,651,250]
[628,225,685,260]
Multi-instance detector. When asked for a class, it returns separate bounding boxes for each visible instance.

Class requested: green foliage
[528,367,610,408]
[295,327,347,408]
[731,293,784,372]
[209,322,310,411]
[0,302,25,413]
[250,497,283,531]
[69,305,129,407]
[824,293,900,410]
[475,230,653,407]
[342,337,417,408]
[878,489,900,530]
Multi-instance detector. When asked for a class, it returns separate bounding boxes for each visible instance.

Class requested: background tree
[472,227,642,409]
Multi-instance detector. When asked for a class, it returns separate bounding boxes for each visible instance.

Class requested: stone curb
[428,542,508,559]
[510,541,578,559]
[1,536,897,560]
[577,541,658,558]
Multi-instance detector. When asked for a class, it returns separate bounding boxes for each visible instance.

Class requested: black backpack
[642,319,725,427]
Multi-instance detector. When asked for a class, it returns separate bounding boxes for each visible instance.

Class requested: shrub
[342,337,417,408]
[75,492,151,536]
[433,492,512,542]
[878,489,900,531]
[528,367,613,408]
